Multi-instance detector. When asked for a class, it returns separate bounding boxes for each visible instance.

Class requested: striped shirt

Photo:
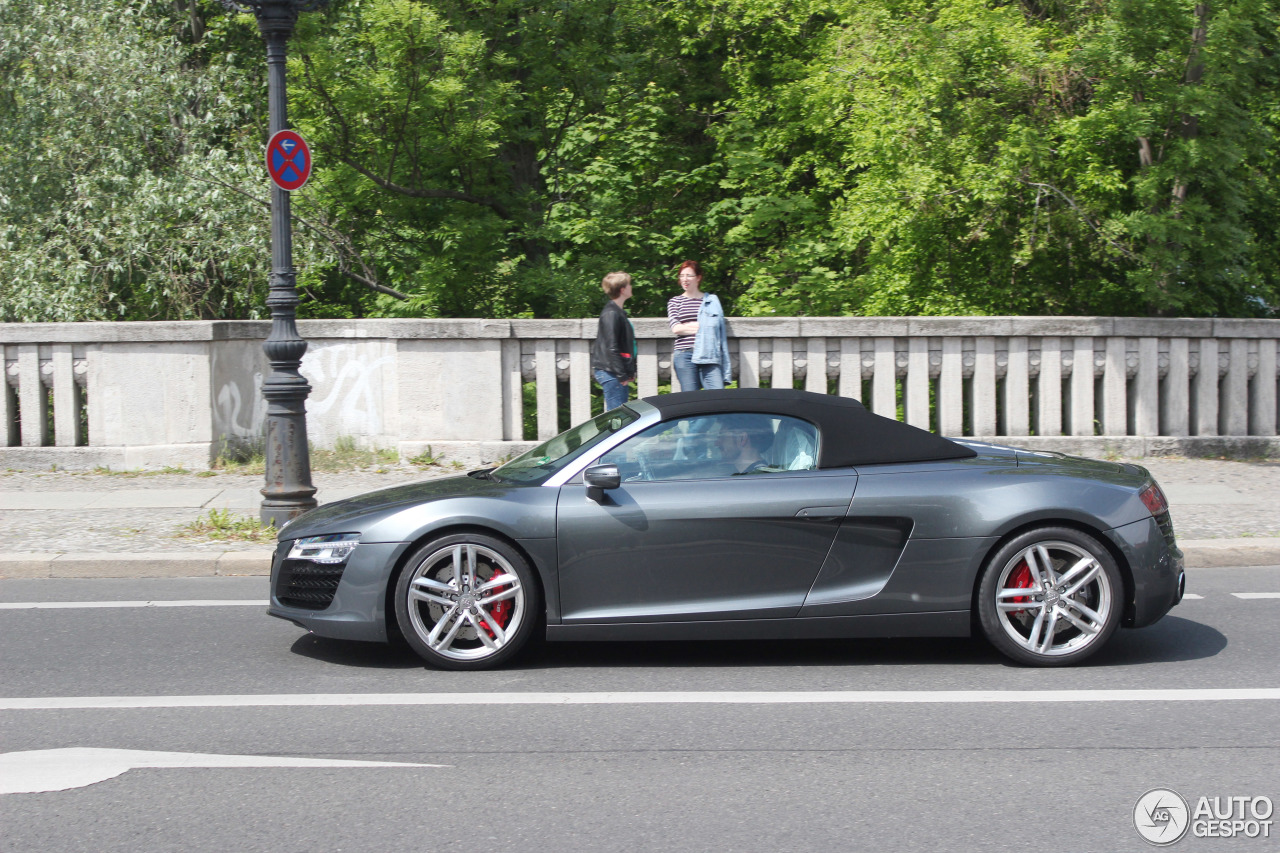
[667,295,702,350]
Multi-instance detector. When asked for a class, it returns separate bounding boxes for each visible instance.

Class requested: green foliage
[3,0,1278,320]
[699,0,1280,317]
[409,446,443,466]
[3,1,249,319]
[287,0,728,319]
[310,435,400,471]
[178,507,276,542]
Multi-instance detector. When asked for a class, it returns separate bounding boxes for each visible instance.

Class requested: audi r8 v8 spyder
[269,388,1185,670]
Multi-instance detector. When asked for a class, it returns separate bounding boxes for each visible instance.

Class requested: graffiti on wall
[300,344,394,442]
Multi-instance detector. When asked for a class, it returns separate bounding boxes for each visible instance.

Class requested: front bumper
[267,539,412,642]
[1104,515,1185,629]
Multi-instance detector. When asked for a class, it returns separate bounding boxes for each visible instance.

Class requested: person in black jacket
[590,272,637,411]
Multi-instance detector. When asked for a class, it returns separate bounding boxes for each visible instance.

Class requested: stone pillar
[635,339,658,399]
[569,339,591,424]
[972,336,996,435]
[737,339,759,389]
[1134,337,1159,436]
[535,340,557,439]
[1250,339,1277,436]
[501,339,522,441]
[838,339,861,400]
[18,346,45,447]
[805,337,827,393]
[1194,338,1219,436]
[1037,337,1062,437]
[872,337,896,417]
[1,349,15,447]
[1070,337,1095,436]
[1005,337,1029,437]
[1102,337,1127,435]
[939,338,963,435]
[905,337,930,429]
[52,344,79,446]
[772,339,794,390]
[1162,338,1190,436]
[1222,338,1249,435]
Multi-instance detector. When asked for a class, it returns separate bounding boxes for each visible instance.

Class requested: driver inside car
[715,417,776,474]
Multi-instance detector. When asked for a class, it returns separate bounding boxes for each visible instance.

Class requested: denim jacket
[691,293,732,383]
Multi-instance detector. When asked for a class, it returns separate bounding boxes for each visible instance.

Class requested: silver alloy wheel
[404,542,526,662]
[994,539,1114,657]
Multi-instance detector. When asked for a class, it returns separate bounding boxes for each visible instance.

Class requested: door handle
[795,506,847,521]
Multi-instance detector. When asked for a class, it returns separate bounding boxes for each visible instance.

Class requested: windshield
[491,407,640,485]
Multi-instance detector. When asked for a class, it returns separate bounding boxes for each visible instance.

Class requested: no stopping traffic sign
[265,130,312,191]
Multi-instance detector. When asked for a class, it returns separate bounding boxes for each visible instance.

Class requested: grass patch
[211,455,265,475]
[76,465,192,477]
[212,439,267,475]
[409,445,443,467]
[212,435,399,475]
[311,435,399,472]
[178,508,277,543]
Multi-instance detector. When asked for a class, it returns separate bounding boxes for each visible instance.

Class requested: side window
[598,413,819,482]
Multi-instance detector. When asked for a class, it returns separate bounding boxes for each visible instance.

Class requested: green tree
[286,0,731,319]
[693,0,1280,317]
[4,0,1277,322]
[0,0,307,321]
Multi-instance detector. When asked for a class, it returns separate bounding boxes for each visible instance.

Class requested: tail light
[1139,483,1169,516]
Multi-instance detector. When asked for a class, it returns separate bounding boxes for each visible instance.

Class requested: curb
[1178,539,1280,569]
[0,551,273,579]
[2,540,1278,579]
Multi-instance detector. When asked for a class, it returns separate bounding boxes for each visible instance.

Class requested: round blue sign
[265,130,312,191]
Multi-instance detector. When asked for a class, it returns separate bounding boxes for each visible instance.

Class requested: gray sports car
[270,389,1185,670]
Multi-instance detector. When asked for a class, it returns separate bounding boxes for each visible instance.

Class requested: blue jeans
[595,369,630,411]
[673,349,724,391]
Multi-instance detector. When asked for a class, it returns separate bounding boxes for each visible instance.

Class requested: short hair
[720,415,772,451]
[602,272,632,299]
[678,260,702,279]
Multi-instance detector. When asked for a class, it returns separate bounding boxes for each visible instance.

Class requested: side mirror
[583,464,621,490]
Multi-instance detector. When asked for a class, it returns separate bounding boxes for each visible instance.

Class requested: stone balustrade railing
[2,317,1278,469]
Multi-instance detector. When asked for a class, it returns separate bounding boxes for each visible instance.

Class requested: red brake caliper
[478,573,514,639]
[1005,561,1033,615]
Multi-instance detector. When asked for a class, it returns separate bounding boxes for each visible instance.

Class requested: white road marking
[0,747,445,795]
[0,600,267,609]
[1232,592,1280,599]
[1181,594,1204,599]
[3,689,1280,712]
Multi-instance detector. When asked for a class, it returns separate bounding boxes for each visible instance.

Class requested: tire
[977,526,1123,667]
[394,533,542,671]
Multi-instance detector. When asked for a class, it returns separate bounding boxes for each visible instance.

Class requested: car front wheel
[977,527,1123,666]
[394,534,541,670]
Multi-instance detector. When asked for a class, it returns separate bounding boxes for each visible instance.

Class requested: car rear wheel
[394,534,541,670]
[977,527,1123,666]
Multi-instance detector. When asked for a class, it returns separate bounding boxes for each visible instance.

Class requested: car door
[555,412,857,623]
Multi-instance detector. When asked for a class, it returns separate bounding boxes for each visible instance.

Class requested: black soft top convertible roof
[640,389,976,468]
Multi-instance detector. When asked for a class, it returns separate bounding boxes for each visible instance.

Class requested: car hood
[279,472,518,541]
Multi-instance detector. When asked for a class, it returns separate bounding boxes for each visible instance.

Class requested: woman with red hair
[667,260,731,391]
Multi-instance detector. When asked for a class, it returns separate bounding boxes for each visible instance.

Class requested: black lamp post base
[261,497,318,529]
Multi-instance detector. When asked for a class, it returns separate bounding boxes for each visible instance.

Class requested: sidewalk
[1,456,1278,578]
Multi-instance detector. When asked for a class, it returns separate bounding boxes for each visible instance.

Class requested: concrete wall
[2,317,1278,469]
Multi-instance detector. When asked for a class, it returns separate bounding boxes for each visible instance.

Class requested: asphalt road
[2,569,1279,852]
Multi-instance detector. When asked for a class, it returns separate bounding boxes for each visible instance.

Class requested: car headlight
[287,533,361,564]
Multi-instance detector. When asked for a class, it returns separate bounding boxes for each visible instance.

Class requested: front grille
[276,559,346,610]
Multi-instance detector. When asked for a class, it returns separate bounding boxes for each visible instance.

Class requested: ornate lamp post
[220,0,328,526]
